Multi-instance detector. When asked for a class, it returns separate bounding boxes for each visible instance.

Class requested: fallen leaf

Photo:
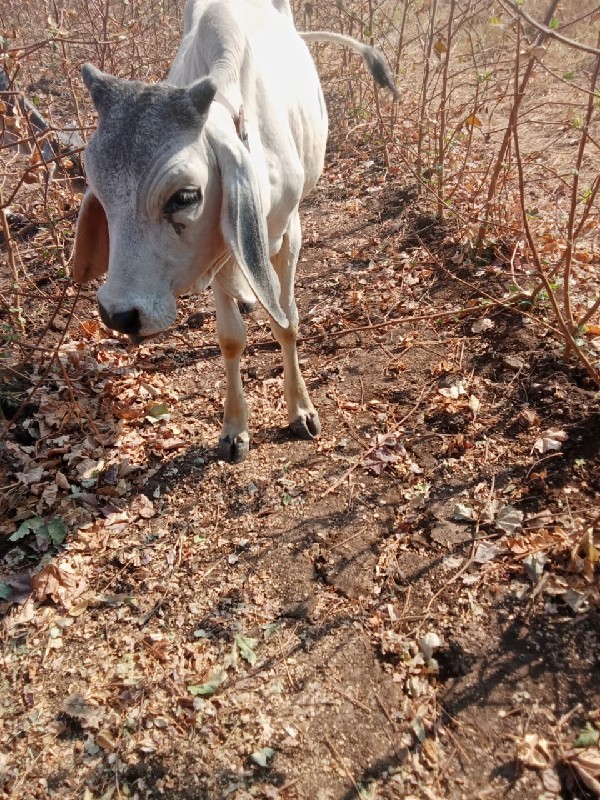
[569,748,600,773]
[468,395,480,419]
[453,503,477,522]
[251,747,275,767]
[496,505,523,534]
[10,516,45,541]
[466,114,482,128]
[534,429,568,454]
[471,317,494,334]
[147,402,170,419]
[0,582,13,600]
[95,730,116,751]
[62,693,102,728]
[39,483,58,511]
[157,437,187,451]
[565,749,600,795]
[524,552,546,584]
[130,494,155,520]
[505,355,526,370]
[518,408,540,427]
[76,458,105,481]
[56,471,71,490]
[236,634,259,667]
[411,717,426,743]
[439,382,466,399]
[474,540,503,564]
[47,518,68,545]
[575,723,600,748]
[418,632,444,661]
[17,466,44,485]
[516,733,551,769]
[188,669,227,696]
[31,564,79,604]
[525,509,553,529]
[563,588,589,613]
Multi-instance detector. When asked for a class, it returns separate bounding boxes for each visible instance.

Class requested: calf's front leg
[213,281,250,463]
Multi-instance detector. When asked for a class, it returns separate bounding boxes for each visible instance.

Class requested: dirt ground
[2,136,600,799]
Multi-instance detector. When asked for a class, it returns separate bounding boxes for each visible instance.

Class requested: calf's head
[73,65,287,340]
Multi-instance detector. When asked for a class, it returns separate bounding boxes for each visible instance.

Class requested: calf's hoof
[290,411,321,440]
[218,433,250,463]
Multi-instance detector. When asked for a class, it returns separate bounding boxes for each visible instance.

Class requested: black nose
[98,303,141,335]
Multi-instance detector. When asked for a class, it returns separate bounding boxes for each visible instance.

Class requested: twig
[376,693,398,731]
[325,736,362,798]
[324,526,368,553]
[499,0,600,56]
[410,528,481,637]
[9,735,59,798]
[578,295,600,328]
[476,0,560,247]
[330,684,372,714]
[525,452,564,480]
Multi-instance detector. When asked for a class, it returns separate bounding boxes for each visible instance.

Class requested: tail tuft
[361,45,399,99]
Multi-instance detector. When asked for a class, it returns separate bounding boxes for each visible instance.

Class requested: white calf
[72,0,396,462]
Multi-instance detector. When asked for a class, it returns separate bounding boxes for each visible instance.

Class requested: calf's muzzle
[98,302,141,336]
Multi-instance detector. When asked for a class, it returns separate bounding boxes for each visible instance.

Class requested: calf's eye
[164,188,202,215]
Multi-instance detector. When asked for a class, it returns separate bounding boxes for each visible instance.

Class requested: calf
[72,0,396,462]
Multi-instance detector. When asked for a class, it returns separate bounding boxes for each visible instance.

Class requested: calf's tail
[299,30,398,99]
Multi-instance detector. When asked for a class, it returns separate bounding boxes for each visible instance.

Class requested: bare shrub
[295,0,600,382]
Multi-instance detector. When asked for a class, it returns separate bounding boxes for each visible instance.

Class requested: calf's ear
[71,189,109,283]
[81,64,121,118]
[206,128,288,329]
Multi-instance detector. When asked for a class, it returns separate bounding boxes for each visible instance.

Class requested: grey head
[73,64,287,340]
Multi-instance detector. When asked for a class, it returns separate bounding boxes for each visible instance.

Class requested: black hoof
[218,434,250,463]
[290,412,321,440]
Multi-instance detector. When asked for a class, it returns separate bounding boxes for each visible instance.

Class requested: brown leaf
[516,733,551,768]
[95,730,116,751]
[17,466,45,485]
[565,749,600,795]
[534,429,568,454]
[158,437,187,451]
[433,38,447,56]
[61,693,102,728]
[55,471,71,490]
[466,114,482,128]
[31,564,79,605]
[130,494,155,520]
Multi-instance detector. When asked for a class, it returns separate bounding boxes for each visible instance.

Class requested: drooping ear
[188,77,218,117]
[71,189,109,283]
[206,129,288,328]
[81,63,121,117]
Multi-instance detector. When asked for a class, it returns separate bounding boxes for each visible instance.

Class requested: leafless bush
[296,0,600,382]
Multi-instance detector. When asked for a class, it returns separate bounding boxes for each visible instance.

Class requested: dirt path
[1,152,599,800]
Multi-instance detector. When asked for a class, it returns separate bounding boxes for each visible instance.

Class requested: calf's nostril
[98,301,112,329]
[111,308,141,335]
[98,303,141,335]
